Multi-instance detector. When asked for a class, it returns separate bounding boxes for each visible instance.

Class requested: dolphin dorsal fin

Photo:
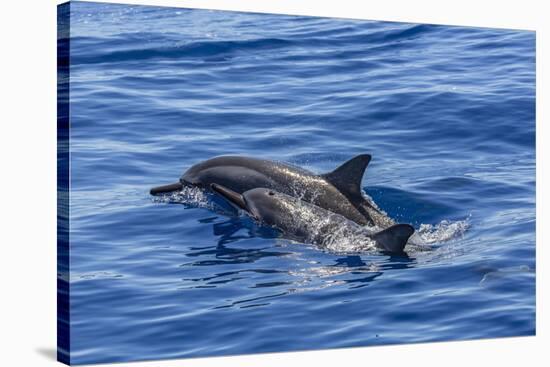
[321,154,371,199]
[371,224,414,253]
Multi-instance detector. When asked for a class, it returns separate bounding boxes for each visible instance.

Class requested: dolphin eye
[268,191,275,196]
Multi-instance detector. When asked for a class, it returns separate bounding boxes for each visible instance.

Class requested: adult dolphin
[210,184,413,254]
[150,154,394,228]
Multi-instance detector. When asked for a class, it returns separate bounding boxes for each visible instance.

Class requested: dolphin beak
[150,182,183,195]
[211,183,247,211]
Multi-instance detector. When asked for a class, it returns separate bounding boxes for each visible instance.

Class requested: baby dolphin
[211,183,414,254]
[150,155,394,228]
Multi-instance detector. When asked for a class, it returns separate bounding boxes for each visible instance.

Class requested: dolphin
[150,155,394,228]
[210,184,414,254]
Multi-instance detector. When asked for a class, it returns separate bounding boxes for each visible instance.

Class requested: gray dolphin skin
[211,184,414,253]
[150,155,394,228]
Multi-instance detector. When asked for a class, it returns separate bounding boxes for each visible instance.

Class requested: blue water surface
[66,2,535,364]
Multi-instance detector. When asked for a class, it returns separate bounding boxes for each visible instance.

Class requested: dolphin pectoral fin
[370,224,414,253]
[150,182,183,195]
[211,183,248,211]
[320,154,371,199]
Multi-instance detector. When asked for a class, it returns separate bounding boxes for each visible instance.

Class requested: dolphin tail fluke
[371,224,414,253]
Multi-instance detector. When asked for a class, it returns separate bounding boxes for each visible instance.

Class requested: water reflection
[211,217,281,246]
[164,190,424,308]
[182,217,289,266]
[178,217,419,308]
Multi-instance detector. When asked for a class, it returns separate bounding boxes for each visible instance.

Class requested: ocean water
[62,2,536,364]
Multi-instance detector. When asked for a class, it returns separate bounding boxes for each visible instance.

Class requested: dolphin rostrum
[150,155,394,228]
[210,184,414,254]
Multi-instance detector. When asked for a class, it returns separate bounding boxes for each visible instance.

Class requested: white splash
[410,217,471,246]
[151,185,213,209]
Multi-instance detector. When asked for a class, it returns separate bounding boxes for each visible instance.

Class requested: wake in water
[412,218,470,245]
[299,216,470,254]
[152,186,470,254]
